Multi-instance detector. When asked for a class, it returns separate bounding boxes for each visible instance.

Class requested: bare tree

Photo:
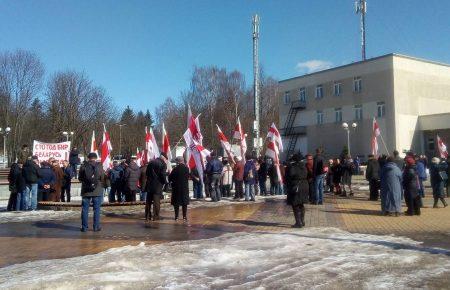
[0,50,44,161]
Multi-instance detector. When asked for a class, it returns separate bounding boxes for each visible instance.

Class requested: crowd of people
[6,143,449,231]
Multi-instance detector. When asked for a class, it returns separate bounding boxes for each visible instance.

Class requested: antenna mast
[252,14,261,157]
[355,0,367,60]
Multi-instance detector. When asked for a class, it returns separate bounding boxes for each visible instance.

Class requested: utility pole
[355,0,367,61]
[252,14,261,157]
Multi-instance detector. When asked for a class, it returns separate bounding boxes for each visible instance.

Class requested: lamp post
[62,131,75,142]
[342,122,358,156]
[0,127,11,167]
[117,124,126,156]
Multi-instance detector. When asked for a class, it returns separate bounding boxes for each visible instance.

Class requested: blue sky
[1,0,449,113]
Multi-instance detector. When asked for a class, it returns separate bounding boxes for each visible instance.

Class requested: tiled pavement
[1,176,450,267]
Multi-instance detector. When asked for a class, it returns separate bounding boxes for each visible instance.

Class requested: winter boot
[292,206,302,228]
[440,198,448,208]
[433,198,439,208]
[300,206,306,227]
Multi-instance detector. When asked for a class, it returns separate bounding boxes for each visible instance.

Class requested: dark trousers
[259,179,267,195]
[174,205,187,219]
[292,204,305,226]
[125,190,137,202]
[369,179,380,201]
[221,184,231,197]
[405,195,421,215]
[209,174,221,202]
[7,191,17,211]
[70,164,78,179]
[61,185,71,202]
[146,193,161,220]
[308,181,315,202]
[234,180,243,199]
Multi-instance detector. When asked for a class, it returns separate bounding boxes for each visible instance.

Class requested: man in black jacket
[124,156,140,202]
[366,154,380,201]
[69,147,80,179]
[22,156,40,210]
[145,152,168,221]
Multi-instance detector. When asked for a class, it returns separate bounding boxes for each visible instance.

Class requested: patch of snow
[0,210,78,224]
[0,228,449,289]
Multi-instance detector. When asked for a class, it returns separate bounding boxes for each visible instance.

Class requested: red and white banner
[265,139,283,184]
[101,127,113,171]
[216,124,234,161]
[267,123,284,152]
[32,141,71,165]
[233,117,247,160]
[371,117,380,156]
[90,130,99,157]
[184,110,209,183]
[145,126,160,160]
[437,135,448,159]
[162,123,172,171]
[136,148,142,167]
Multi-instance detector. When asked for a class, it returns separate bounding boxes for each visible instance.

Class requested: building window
[315,85,323,99]
[354,105,363,120]
[428,138,435,151]
[333,82,341,96]
[317,111,324,125]
[283,91,290,105]
[353,77,362,93]
[377,102,385,117]
[299,87,306,102]
[335,108,342,123]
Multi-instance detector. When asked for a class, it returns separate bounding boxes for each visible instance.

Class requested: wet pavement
[1,179,450,268]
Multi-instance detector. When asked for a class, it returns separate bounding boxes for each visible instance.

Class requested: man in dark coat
[286,154,309,228]
[69,147,80,179]
[257,158,268,196]
[145,152,168,221]
[205,151,223,202]
[124,156,140,202]
[139,162,148,201]
[10,162,27,211]
[169,157,190,221]
[61,160,74,202]
[366,154,380,201]
[22,156,40,210]
[430,157,448,208]
[7,163,20,211]
[17,144,31,165]
[403,155,420,215]
[108,161,124,203]
[78,153,104,232]
[38,162,56,202]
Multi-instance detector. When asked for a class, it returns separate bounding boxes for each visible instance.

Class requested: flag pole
[379,133,389,155]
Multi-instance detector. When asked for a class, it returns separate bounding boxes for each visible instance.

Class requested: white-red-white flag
[216,124,234,161]
[265,139,283,184]
[184,112,209,184]
[90,130,99,157]
[437,135,449,159]
[233,117,247,160]
[371,117,380,156]
[267,123,284,152]
[136,148,142,167]
[162,123,172,171]
[101,126,113,171]
[145,126,160,160]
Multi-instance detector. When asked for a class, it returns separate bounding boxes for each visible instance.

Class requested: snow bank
[0,210,78,224]
[1,228,449,289]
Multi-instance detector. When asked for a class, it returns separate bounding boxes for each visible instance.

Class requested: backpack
[81,162,99,192]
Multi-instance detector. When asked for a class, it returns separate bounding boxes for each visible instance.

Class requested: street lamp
[342,122,358,156]
[62,131,75,142]
[0,127,11,167]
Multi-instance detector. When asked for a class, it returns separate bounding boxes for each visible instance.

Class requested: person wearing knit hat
[403,155,421,216]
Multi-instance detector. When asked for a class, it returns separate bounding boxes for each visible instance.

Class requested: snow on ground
[1,228,449,289]
[0,210,78,224]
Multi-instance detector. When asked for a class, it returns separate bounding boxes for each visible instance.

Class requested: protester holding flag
[145,152,168,221]
[206,151,223,202]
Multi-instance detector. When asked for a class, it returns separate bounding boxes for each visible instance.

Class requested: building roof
[279,53,450,84]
